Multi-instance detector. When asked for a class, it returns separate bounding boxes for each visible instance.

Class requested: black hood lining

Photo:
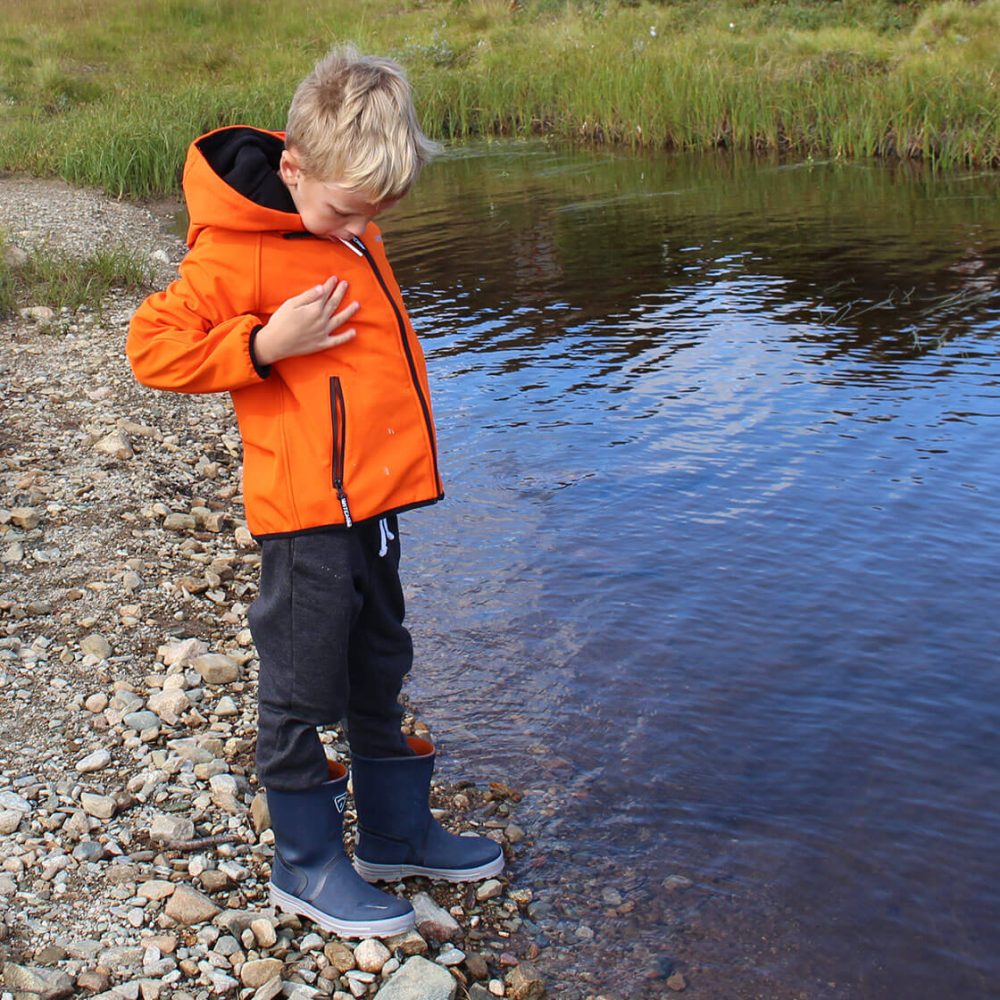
[196,127,296,214]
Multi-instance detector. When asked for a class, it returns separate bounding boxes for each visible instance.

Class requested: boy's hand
[254,277,359,366]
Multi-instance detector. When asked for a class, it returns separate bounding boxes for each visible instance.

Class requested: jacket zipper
[329,376,353,527]
[349,235,443,495]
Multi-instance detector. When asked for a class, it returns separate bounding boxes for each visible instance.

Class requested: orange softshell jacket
[127,126,443,538]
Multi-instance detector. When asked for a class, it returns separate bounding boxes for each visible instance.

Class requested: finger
[328,301,360,329]
[293,276,337,307]
[325,328,356,347]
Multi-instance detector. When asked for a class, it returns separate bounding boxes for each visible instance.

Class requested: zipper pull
[335,484,353,528]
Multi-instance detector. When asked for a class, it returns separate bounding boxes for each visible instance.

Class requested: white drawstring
[377,517,395,557]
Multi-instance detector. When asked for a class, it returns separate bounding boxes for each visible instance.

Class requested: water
[371,145,1000,998]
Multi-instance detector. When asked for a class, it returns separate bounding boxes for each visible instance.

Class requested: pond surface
[376,145,1000,998]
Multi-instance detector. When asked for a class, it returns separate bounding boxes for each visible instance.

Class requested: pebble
[476,878,504,902]
[412,891,462,943]
[373,955,457,1000]
[80,791,117,819]
[240,957,283,987]
[164,884,221,924]
[80,633,113,659]
[251,917,277,948]
[76,748,112,772]
[354,937,391,973]
[190,652,240,685]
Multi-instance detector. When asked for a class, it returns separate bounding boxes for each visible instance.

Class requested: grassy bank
[1,0,998,196]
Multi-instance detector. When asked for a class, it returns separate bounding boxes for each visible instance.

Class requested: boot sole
[268,883,415,938]
[353,853,505,884]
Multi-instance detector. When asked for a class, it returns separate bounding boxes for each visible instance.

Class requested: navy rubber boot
[351,736,505,883]
[267,761,415,937]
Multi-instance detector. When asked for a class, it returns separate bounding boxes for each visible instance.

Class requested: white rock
[190,653,240,685]
[147,687,191,723]
[76,748,112,773]
[19,305,55,322]
[373,955,457,1000]
[354,938,391,973]
[149,814,195,843]
[158,637,208,667]
[0,790,31,813]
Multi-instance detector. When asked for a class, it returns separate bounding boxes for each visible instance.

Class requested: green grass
[0,0,998,196]
[0,231,154,317]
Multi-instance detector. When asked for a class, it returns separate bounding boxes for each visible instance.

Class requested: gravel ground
[0,177,558,1000]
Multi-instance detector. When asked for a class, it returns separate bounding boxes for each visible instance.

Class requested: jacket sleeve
[127,234,268,394]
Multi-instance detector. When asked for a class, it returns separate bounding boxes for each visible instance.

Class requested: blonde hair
[285,45,440,202]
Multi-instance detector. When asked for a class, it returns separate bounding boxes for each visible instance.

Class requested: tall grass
[0,231,154,317]
[1,0,997,196]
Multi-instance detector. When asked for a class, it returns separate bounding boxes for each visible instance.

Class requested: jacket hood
[183,126,305,246]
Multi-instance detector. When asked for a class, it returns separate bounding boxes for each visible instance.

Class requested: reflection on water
[379,144,1000,998]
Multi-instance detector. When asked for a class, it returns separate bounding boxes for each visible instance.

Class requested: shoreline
[0,178,551,1000]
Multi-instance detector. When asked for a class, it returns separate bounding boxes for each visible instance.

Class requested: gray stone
[149,813,195,842]
[411,891,461,943]
[1,963,74,998]
[97,945,145,971]
[0,789,31,813]
[0,808,23,834]
[373,955,456,1000]
[124,710,160,731]
[436,945,465,967]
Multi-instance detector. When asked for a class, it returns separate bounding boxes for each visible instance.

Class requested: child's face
[279,149,399,241]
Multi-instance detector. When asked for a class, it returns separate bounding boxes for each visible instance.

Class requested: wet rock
[663,874,693,892]
[505,961,545,1000]
[476,878,504,902]
[164,884,221,924]
[373,955,457,1000]
[412,891,461,943]
[2,963,75,998]
[436,944,465,967]
[667,971,688,991]
[463,951,489,980]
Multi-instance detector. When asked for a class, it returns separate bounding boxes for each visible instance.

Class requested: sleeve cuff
[248,325,272,380]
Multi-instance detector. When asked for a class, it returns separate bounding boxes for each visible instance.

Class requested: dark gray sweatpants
[248,515,413,791]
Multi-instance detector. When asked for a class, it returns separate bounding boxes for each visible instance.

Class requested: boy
[127,46,503,939]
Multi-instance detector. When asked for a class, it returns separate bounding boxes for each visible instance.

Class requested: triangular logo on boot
[334,792,347,813]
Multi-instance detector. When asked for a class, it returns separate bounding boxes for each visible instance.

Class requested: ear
[279,149,302,186]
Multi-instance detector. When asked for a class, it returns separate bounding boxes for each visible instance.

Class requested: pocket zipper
[329,376,353,527]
